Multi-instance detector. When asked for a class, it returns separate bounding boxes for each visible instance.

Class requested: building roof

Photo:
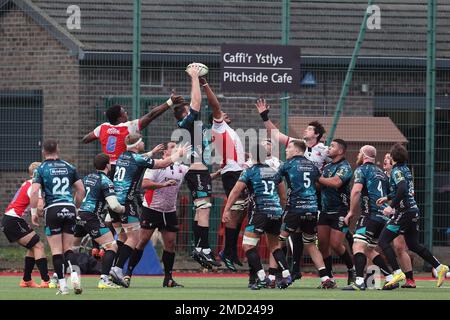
[3,0,450,59]
[287,116,408,143]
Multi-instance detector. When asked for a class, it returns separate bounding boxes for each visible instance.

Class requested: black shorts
[1,215,34,243]
[354,215,387,246]
[74,211,111,239]
[282,211,318,235]
[44,204,77,236]
[245,211,281,236]
[185,169,212,200]
[121,199,141,225]
[140,207,179,232]
[317,210,348,233]
[384,209,420,235]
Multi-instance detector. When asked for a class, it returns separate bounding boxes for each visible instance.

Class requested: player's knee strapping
[101,240,117,251]
[243,235,259,246]
[24,234,40,249]
[123,223,140,233]
[230,199,248,211]
[194,198,212,210]
[302,233,317,244]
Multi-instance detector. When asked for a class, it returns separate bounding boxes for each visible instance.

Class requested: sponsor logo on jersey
[107,128,120,135]
[50,168,69,175]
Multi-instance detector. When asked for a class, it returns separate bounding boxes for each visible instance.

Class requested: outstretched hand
[255,98,270,114]
[186,63,201,78]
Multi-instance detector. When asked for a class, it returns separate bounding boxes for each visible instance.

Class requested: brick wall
[0,5,80,245]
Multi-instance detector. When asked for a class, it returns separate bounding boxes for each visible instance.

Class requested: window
[0,90,43,170]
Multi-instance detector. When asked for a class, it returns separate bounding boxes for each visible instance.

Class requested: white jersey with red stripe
[93,119,140,164]
[142,163,188,212]
[286,137,330,172]
[4,179,35,218]
[212,119,245,174]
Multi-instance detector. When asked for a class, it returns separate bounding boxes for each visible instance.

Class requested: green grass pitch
[0,275,449,300]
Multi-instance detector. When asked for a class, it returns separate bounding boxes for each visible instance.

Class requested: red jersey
[93,119,141,164]
[5,179,33,218]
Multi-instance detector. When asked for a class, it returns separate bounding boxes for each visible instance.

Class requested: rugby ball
[185,62,209,76]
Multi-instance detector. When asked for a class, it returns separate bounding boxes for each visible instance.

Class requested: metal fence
[1,0,449,270]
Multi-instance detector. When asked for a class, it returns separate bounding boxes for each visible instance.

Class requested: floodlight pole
[281,0,290,161]
[326,0,374,145]
[132,0,142,119]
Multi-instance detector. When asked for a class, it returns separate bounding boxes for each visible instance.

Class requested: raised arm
[255,98,290,146]
[186,64,201,112]
[200,78,222,119]
[81,131,98,144]
[139,95,185,130]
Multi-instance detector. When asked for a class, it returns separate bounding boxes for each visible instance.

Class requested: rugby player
[172,64,220,269]
[109,133,188,287]
[222,143,286,289]
[82,95,182,259]
[124,141,188,288]
[383,152,416,288]
[75,153,125,289]
[200,77,246,271]
[342,145,395,291]
[255,98,331,280]
[30,139,85,295]
[317,139,355,286]
[377,143,449,288]
[275,140,334,289]
[1,162,52,288]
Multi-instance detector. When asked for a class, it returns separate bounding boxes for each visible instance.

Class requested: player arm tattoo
[389,180,407,208]
[319,175,343,189]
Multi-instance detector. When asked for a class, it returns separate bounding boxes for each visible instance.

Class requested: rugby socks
[102,250,117,277]
[246,248,264,281]
[198,226,210,249]
[405,270,414,281]
[23,256,35,281]
[323,255,333,278]
[372,254,392,276]
[35,258,50,282]
[354,252,367,279]
[126,248,144,276]
[233,224,242,258]
[290,233,303,274]
[268,267,278,281]
[162,250,175,279]
[115,240,124,262]
[318,267,330,282]
[272,248,290,277]
[224,227,236,256]
[52,254,64,279]
[193,221,200,249]
[339,249,354,270]
[116,244,133,269]
[413,246,440,269]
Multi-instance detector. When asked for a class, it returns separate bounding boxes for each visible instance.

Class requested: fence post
[132,0,141,119]
[280,0,290,161]
[424,0,436,255]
